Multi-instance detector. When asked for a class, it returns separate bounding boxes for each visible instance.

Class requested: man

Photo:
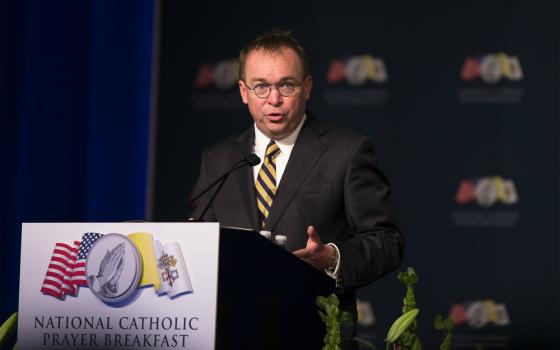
[191,31,403,345]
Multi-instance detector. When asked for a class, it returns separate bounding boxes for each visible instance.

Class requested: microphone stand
[180,155,260,221]
[188,161,243,206]
[196,162,247,221]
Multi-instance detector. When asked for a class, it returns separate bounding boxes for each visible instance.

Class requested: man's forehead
[244,47,303,78]
[249,45,294,58]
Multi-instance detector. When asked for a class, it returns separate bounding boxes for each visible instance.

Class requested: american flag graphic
[40,232,103,299]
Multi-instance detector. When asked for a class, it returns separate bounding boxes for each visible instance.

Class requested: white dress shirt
[252,114,341,279]
[252,114,306,186]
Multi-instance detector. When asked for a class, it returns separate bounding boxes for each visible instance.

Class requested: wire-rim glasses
[243,77,308,98]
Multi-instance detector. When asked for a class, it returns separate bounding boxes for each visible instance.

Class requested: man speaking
[191,30,403,345]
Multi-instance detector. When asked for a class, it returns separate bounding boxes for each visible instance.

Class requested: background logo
[456,53,525,104]
[323,54,389,106]
[326,55,388,86]
[461,53,523,84]
[194,59,239,90]
[450,300,510,328]
[451,176,520,227]
[191,59,243,110]
[455,176,518,207]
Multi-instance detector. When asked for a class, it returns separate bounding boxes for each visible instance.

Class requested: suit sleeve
[190,148,218,222]
[338,138,404,290]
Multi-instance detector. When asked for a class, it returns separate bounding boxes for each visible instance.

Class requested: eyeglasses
[243,78,308,98]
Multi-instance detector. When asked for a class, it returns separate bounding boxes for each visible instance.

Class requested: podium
[18,223,334,349]
[216,227,335,349]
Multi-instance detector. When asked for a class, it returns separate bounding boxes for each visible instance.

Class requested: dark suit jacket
[191,114,404,295]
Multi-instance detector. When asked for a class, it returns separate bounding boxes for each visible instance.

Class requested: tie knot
[265,141,280,158]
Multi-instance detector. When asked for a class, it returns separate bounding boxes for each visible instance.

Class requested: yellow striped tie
[256,141,280,228]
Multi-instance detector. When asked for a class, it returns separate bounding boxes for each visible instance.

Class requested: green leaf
[411,336,422,350]
[339,311,353,327]
[326,304,337,316]
[398,267,419,285]
[317,296,328,309]
[399,330,414,346]
[328,294,339,306]
[434,314,444,328]
[351,337,377,349]
[0,312,17,348]
[434,314,454,331]
[386,308,419,343]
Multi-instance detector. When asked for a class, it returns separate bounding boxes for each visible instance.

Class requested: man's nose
[266,87,283,105]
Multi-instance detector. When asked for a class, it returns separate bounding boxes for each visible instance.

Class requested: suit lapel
[266,117,327,232]
[232,128,260,231]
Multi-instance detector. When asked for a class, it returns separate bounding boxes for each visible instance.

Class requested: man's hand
[292,226,334,270]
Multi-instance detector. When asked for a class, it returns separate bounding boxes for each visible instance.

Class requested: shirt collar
[254,113,307,151]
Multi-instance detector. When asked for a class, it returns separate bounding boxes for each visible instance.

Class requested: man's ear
[304,76,313,101]
[239,80,248,104]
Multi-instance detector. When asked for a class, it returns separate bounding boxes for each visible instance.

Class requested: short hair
[238,30,310,81]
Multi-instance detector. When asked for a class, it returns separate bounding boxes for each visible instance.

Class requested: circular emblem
[345,56,369,86]
[466,301,488,328]
[214,60,239,90]
[86,233,141,304]
[480,54,502,84]
[475,177,497,207]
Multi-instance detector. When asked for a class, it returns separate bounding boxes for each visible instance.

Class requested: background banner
[152,1,559,349]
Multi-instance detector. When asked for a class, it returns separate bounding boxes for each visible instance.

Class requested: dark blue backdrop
[0,0,155,322]
[152,1,559,349]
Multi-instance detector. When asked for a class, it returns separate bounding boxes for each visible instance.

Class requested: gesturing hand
[292,226,335,270]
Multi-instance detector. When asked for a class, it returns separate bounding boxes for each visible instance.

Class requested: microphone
[245,153,260,166]
[182,154,261,221]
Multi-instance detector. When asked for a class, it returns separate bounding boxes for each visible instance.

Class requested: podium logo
[455,176,518,207]
[450,300,510,328]
[40,232,193,304]
[194,59,239,90]
[461,53,523,84]
[86,234,142,304]
[326,55,388,86]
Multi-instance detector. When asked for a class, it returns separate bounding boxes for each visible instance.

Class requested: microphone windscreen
[245,154,261,166]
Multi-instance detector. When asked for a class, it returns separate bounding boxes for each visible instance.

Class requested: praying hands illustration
[88,243,125,298]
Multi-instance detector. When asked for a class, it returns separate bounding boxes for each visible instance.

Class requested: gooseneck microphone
[244,153,261,167]
[182,153,261,221]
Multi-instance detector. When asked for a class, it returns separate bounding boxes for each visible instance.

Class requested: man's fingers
[292,248,311,259]
[292,249,303,256]
[307,225,316,236]
[292,226,323,264]
[307,226,322,244]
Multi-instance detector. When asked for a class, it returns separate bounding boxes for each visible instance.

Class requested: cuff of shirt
[324,243,341,279]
